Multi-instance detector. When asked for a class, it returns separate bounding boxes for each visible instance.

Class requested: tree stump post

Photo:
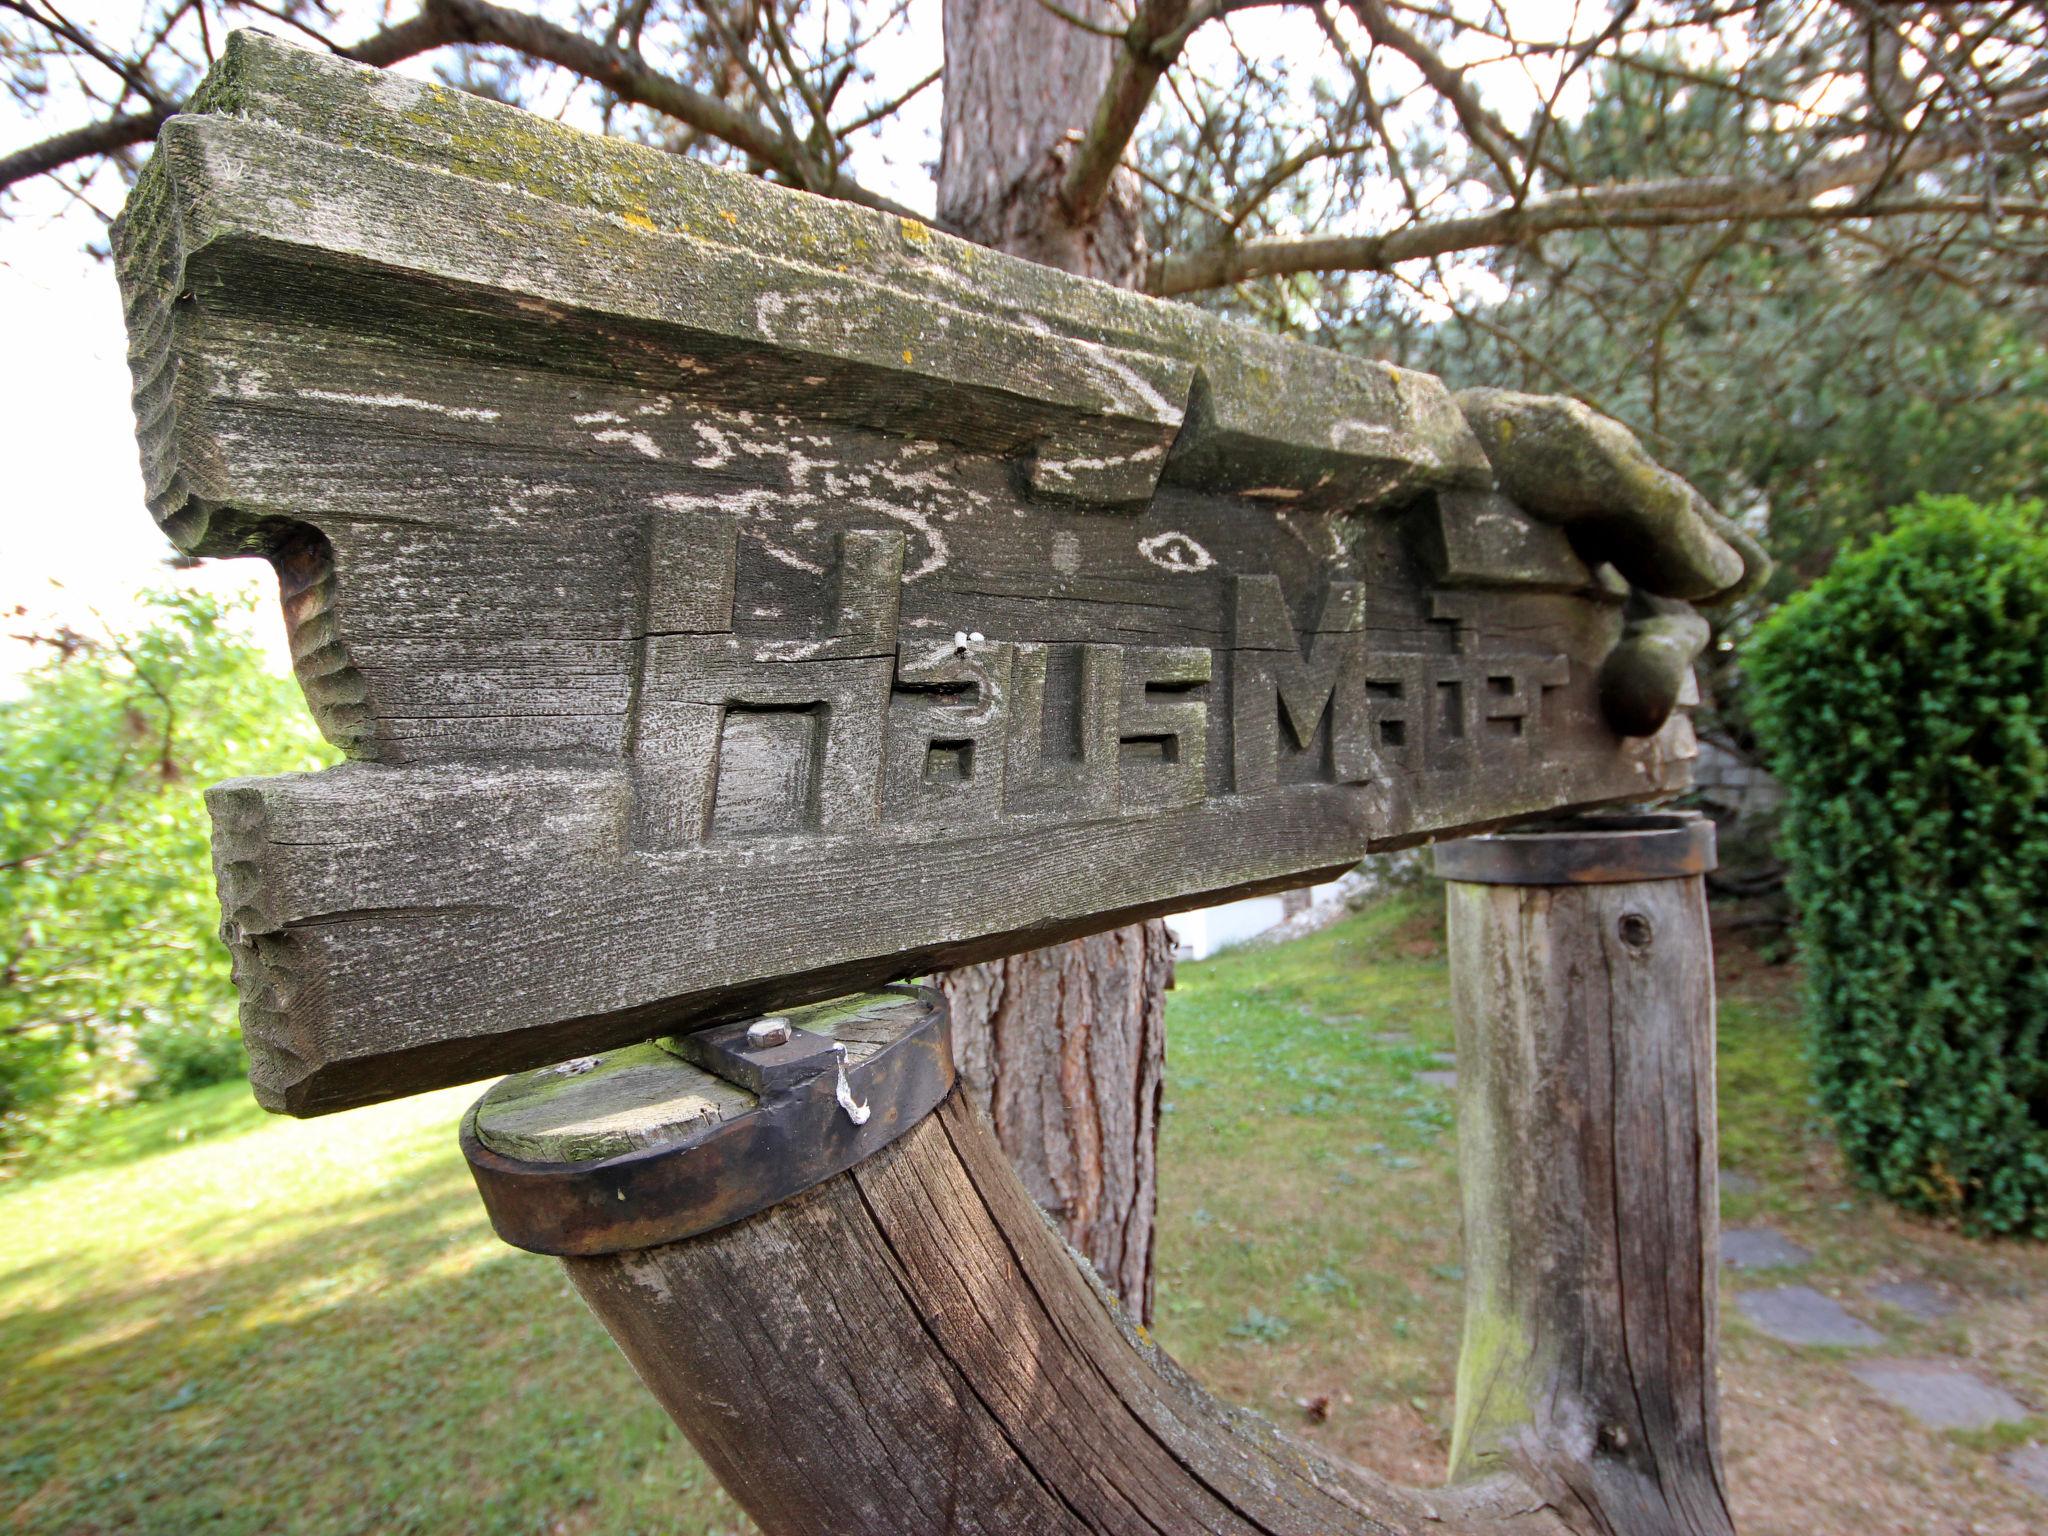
[1435,812,1735,1536]
[460,990,1580,1536]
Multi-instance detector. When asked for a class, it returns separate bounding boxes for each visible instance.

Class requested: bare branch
[2,0,172,111]
[340,3,465,67]
[0,108,168,192]
[1061,0,1201,225]
[1145,126,2042,295]
[414,0,927,212]
[832,65,938,137]
[1344,0,1527,189]
[3,0,925,222]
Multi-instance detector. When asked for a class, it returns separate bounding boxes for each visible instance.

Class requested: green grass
[1149,892,1468,1422]
[0,1084,731,1536]
[6,892,2043,1533]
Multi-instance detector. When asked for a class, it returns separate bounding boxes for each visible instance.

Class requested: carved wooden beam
[115,32,1696,1115]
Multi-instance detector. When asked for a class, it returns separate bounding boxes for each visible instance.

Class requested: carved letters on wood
[115,34,1695,1114]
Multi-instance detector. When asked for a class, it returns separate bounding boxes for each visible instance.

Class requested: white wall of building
[1165,883,1347,960]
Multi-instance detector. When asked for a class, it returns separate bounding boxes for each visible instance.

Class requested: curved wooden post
[1436,813,1734,1536]
[464,992,1574,1536]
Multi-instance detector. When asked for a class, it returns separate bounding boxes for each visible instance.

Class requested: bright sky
[0,0,1606,696]
[0,182,287,693]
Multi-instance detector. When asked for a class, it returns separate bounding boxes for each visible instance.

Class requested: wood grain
[114,33,1697,1114]
[565,1091,1578,1536]
[1444,872,1733,1535]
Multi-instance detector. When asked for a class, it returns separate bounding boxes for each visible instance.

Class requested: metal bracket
[461,986,954,1257]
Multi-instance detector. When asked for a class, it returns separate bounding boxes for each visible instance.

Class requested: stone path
[1735,1285,1883,1347]
[1722,1226,1814,1270]
[2006,1444,2048,1499]
[1848,1359,2032,1430]
[1720,1224,2040,1500]
[1416,1069,1458,1091]
[1865,1279,1956,1322]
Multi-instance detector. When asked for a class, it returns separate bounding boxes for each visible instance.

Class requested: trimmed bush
[1748,496,2048,1236]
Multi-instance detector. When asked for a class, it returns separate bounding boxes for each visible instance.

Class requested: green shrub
[131,1014,248,1098]
[1748,496,2048,1236]
[1,589,333,1154]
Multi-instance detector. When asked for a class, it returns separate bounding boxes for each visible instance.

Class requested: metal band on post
[461,986,954,1257]
[1433,810,1716,886]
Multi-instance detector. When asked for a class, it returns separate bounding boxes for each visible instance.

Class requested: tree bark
[935,0,1168,1321]
[938,0,1148,282]
[938,921,1172,1319]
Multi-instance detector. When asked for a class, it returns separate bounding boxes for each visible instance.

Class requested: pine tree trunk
[936,0,1168,1322]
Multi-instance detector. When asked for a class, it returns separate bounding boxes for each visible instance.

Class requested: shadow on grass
[0,1121,737,1536]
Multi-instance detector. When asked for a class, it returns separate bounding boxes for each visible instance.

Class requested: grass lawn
[4,892,2045,1534]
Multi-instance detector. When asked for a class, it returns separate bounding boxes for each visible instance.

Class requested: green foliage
[1748,497,2048,1235]
[1195,54,2048,659]
[0,589,332,1154]
[1443,70,2047,586]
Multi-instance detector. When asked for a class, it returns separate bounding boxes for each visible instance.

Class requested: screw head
[745,1017,793,1049]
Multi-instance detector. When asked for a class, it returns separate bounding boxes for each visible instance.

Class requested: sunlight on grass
[1,1083,704,1536]
[0,895,1486,1529]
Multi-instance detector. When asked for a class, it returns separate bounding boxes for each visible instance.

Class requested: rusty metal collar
[462,986,953,1256]
[1433,811,1716,886]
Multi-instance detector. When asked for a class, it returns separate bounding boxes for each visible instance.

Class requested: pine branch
[1060,0,1201,225]
[1145,130,2044,296]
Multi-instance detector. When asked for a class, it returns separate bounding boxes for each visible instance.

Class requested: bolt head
[746,1017,793,1049]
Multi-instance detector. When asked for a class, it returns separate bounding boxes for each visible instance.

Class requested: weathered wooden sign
[116,34,1714,1115]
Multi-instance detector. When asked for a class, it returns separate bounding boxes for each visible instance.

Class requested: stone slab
[1849,1360,2030,1430]
[1721,1226,1812,1270]
[1865,1280,1957,1322]
[1416,1070,1459,1091]
[2005,1443,2048,1499]
[1734,1286,1882,1348]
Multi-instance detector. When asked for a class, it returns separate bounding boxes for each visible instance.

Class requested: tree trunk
[938,921,1172,1319]
[936,0,1167,1321]
[937,0,1149,284]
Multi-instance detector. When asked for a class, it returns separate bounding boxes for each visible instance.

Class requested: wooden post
[1435,813,1734,1536]
[464,990,1580,1536]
